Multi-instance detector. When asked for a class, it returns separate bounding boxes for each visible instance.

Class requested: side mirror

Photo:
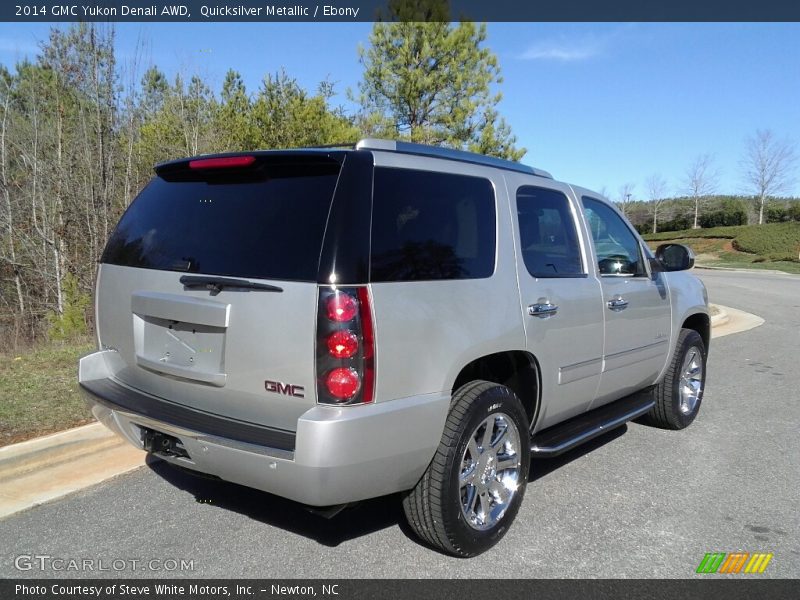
[655,243,695,272]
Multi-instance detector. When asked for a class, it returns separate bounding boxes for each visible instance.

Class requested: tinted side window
[517,186,583,277]
[370,168,496,282]
[581,196,646,276]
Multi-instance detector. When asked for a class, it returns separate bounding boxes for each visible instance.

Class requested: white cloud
[520,45,599,62]
[518,28,632,62]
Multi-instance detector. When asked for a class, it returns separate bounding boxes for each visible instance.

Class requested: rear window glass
[102,158,340,281]
[517,186,584,277]
[370,168,496,282]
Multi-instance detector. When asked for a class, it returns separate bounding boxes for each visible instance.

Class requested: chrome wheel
[678,346,704,415]
[459,412,522,531]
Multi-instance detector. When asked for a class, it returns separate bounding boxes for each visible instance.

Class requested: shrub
[658,215,693,233]
[765,205,789,223]
[634,222,651,235]
[731,222,800,261]
[699,209,748,228]
[47,273,91,341]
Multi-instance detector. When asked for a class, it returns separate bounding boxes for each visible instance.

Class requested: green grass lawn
[0,340,95,446]
[644,222,800,274]
[704,254,800,274]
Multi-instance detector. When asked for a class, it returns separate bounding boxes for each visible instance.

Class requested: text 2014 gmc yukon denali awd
[80,139,709,556]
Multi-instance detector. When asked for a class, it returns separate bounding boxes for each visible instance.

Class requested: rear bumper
[79,350,450,506]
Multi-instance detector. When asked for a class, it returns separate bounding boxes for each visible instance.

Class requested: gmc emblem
[265,380,305,398]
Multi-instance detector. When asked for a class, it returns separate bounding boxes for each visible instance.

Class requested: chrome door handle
[607,296,629,311]
[528,302,559,318]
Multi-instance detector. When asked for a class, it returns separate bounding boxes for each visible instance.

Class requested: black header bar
[3,1,800,23]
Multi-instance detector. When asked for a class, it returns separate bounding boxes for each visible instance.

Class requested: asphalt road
[1,269,798,579]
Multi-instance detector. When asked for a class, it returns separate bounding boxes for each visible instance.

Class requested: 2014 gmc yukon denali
[79,139,709,556]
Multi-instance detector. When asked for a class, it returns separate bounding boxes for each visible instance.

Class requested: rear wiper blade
[179,275,283,293]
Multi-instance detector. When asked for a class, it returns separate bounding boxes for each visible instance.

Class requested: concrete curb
[695,264,797,276]
[709,304,729,329]
[708,304,765,339]
[0,302,766,521]
[0,422,147,520]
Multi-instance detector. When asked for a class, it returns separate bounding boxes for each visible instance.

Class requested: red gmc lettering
[264,380,305,398]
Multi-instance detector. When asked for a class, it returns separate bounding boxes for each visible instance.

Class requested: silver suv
[80,139,709,556]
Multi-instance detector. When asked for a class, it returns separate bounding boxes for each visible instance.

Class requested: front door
[580,196,672,406]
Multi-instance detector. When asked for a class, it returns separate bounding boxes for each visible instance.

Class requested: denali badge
[265,380,305,398]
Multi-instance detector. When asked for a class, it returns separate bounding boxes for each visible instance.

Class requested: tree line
[0,14,522,348]
[622,195,800,236]
[613,130,798,234]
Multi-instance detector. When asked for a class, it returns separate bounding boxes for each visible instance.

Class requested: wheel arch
[682,311,710,351]
[451,350,541,429]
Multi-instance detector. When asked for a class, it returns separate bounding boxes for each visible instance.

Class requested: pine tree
[357,0,524,160]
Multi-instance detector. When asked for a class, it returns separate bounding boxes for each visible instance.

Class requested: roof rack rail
[302,142,359,149]
[354,138,552,179]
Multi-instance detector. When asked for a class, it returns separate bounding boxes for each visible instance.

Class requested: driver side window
[581,196,646,276]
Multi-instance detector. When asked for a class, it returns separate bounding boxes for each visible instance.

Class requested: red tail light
[356,287,375,403]
[326,292,358,322]
[316,286,375,405]
[325,368,361,400]
[189,155,256,170]
[327,330,359,359]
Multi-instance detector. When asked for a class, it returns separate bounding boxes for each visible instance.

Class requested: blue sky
[1,22,798,198]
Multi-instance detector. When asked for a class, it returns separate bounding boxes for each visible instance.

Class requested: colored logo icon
[696,552,773,574]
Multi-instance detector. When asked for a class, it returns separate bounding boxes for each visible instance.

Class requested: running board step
[530,392,655,457]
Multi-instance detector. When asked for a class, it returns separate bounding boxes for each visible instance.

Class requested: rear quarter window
[370,167,496,282]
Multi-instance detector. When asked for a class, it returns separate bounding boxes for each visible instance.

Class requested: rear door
[97,154,343,432]
[510,177,605,430]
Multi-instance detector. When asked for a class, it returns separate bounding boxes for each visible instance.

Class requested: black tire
[402,380,530,557]
[643,328,707,430]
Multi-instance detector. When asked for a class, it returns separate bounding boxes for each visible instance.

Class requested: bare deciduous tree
[740,129,797,225]
[645,173,668,234]
[0,75,26,324]
[617,182,635,216]
[683,154,719,229]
